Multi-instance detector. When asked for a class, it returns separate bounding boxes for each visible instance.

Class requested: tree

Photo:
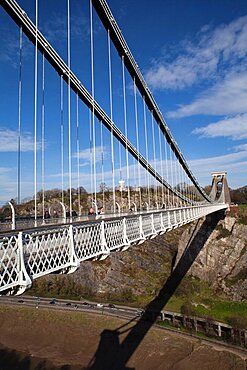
[99,182,109,193]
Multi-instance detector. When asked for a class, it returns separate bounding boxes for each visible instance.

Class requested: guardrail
[0,204,227,295]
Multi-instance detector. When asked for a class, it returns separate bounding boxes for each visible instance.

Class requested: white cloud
[167,71,247,118]
[146,15,247,91]
[192,113,247,140]
[0,167,16,205]
[234,143,247,151]
[188,149,247,187]
[73,146,108,165]
[0,128,41,152]
[0,27,33,68]
[0,167,10,175]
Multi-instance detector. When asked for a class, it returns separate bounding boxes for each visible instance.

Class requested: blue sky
[0,0,247,205]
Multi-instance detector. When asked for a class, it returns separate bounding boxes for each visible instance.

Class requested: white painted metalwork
[0,204,227,295]
[8,202,15,231]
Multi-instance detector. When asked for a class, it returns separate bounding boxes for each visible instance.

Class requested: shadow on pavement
[86,210,224,370]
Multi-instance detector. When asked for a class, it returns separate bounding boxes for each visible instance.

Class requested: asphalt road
[0,295,143,320]
[0,295,247,359]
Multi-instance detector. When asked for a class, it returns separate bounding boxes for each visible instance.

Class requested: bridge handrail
[0,203,227,295]
[0,203,226,234]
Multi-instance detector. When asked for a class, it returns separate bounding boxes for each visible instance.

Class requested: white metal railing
[0,204,227,295]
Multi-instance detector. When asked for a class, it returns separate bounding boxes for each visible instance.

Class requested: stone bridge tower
[209,172,231,204]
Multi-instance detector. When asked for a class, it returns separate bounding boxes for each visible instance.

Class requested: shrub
[238,215,247,225]
[226,314,247,330]
[216,224,231,240]
[180,303,196,316]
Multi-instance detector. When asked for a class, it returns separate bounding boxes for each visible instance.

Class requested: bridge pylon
[209,172,231,205]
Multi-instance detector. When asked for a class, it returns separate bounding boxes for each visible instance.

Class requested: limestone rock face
[35,212,246,303]
[176,215,247,300]
[71,229,182,301]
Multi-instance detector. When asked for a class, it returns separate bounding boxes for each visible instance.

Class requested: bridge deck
[0,204,227,295]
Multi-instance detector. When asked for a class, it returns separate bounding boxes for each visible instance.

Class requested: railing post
[174,209,177,225]
[59,201,66,223]
[68,225,80,273]
[16,231,32,295]
[93,201,98,215]
[116,202,121,215]
[8,201,15,230]
[151,213,156,235]
[160,211,164,230]
[101,220,109,254]
[179,209,182,224]
[190,207,193,220]
[167,210,172,229]
[139,215,144,239]
[123,217,130,246]
[187,208,192,221]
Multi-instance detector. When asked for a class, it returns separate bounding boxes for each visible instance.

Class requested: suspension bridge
[0,0,230,295]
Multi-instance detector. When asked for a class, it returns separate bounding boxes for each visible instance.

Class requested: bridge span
[0,203,227,295]
[0,0,230,296]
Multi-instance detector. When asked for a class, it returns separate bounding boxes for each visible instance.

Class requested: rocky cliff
[176,213,247,301]
[70,228,182,304]
[31,211,247,305]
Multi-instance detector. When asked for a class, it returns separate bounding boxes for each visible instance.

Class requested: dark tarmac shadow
[0,211,224,370]
[86,210,224,370]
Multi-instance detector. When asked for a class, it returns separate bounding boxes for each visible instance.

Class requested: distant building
[118,180,126,191]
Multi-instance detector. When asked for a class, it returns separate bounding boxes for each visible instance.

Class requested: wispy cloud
[188,147,247,187]
[192,113,247,140]
[0,167,11,175]
[0,167,16,205]
[146,15,247,91]
[41,13,87,44]
[234,143,247,151]
[167,71,247,118]
[73,146,109,166]
[0,128,41,152]
[40,6,102,46]
[0,26,33,68]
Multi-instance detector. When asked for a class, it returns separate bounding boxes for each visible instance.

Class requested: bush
[180,303,196,316]
[121,288,135,302]
[216,225,231,240]
[226,314,247,330]
[238,215,247,225]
